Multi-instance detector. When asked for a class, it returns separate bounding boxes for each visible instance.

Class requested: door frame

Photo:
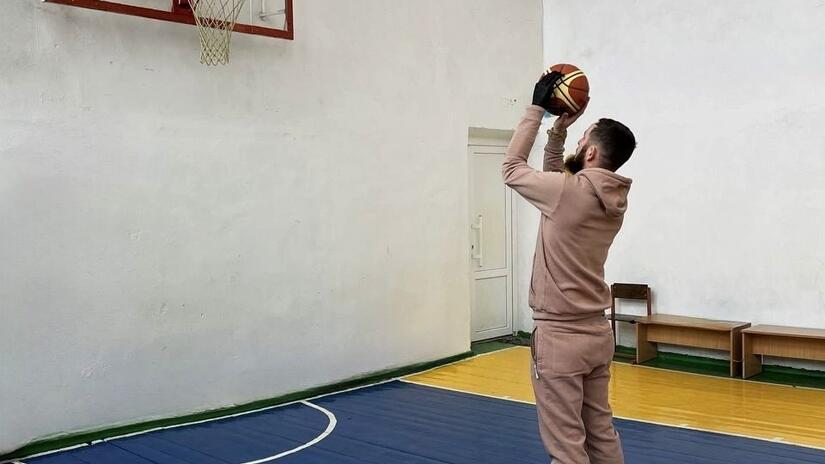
[467,131,518,342]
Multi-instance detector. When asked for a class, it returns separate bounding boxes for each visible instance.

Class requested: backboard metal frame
[42,0,294,39]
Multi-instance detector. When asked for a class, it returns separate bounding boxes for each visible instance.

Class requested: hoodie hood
[578,168,632,217]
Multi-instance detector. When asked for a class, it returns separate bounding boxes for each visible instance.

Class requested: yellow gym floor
[404,346,825,449]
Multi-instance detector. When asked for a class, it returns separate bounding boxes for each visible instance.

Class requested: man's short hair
[590,119,636,171]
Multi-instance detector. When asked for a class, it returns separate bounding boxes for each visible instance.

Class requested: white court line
[399,378,825,452]
[6,348,494,464]
[240,401,336,464]
[13,401,337,464]
[9,389,361,464]
[400,378,534,405]
[508,346,825,393]
[8,442,92,464]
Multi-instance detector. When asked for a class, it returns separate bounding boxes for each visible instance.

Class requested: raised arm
[543,127,566,172]
[544,97,589,172]
[502,73,590,215]
[501,106,566,216]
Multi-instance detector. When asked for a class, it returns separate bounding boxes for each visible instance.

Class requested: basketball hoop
[187,0,246,65]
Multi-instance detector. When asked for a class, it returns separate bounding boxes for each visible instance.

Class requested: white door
[469,145,515,341]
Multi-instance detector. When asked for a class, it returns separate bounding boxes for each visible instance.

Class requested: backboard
[42,0,294,39]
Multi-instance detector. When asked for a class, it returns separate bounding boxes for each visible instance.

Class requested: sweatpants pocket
[530,327,540,379]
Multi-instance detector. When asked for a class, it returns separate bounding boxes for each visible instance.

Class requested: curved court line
[399,378,825,452]
[10,349,499,464]
[12,401,338,464]
[240,401,337,464]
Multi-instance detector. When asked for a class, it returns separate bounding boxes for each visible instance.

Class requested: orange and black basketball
[546,63,589,116]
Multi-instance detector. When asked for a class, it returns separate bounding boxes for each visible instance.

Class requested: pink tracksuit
[502,105,632,464]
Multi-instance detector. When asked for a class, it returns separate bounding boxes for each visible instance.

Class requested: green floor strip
[614,345,636,358]
[470,340,514,355]
[613,347,731,377]
[516,330,532,340]
[612,345,825,387]
[1,351,472,462]
[751,363,825,389]
[640,351,731,377]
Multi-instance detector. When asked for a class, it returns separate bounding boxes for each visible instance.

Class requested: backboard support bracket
[42,0,294,39]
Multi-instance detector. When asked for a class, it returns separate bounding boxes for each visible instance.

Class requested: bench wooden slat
[647,325,730,351]
[637,314,750,332]
[743,325,825,340]
[750,335,825,361]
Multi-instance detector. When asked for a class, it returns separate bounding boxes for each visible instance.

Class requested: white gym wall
[521,1,825,358]
[0,0,541,454]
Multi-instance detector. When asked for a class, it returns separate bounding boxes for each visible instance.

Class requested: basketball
[546,63,589,116]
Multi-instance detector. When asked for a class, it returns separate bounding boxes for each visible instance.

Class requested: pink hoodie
[502,106,632,321]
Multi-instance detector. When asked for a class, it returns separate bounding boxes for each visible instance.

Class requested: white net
[188,0,246,65]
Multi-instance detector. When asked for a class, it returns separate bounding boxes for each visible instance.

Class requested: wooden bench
[742,325,825,379]
[636,315,750,376]
[610,283,652,360]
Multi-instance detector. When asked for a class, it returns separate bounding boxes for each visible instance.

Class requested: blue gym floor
[20,381,825,464]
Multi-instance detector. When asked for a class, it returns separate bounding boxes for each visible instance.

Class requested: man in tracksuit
[502,72,637,464]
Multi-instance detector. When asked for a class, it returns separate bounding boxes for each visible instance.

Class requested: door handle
[471,214,483,268]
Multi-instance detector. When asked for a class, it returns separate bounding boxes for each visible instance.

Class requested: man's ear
[586,145,599,162]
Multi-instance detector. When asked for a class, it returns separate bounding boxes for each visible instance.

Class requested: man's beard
[564,144,587,174]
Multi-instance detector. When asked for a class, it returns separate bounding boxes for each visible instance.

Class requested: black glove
[532,71,564,111]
